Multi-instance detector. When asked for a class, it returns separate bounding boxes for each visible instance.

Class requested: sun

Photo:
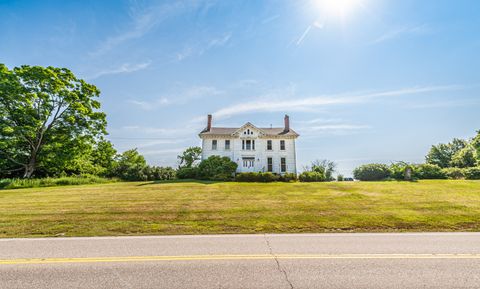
[314,0,364,20]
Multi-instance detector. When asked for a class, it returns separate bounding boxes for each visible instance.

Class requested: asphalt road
[1,233,480,289]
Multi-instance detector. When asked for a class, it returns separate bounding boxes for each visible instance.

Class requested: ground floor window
[280,157,286,172]
[242,157,255,168]
[267,157,273,172]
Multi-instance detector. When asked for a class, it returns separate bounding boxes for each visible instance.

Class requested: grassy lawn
[1,180,480,238]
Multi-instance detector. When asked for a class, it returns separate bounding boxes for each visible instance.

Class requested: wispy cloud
[128,85,223,110]
[296,118,371,136]
[296,21,324,46]
[405,98,480,109]
[370,24,430,45]
[88,61,151,79]
[90,1,216,56]
[262,14,280,24]
[176,32,232,61]
[207,85,461,120]
[126,98,169,110]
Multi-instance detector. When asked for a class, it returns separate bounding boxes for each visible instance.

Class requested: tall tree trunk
[23,155,36,178]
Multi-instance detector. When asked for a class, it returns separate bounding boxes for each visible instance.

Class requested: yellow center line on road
[2,254,480,265]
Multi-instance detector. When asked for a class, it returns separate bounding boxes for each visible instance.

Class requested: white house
[199,115,299,174]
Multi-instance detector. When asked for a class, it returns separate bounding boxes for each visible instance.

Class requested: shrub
[389,162,415,180]
[236,172,280,182]
[441,167,466,180]
[176,167,199,179]
[465,167,480,180]
[337,175,344,181]
[280,173,298,182]
[415,164,446,179]
[145,166,176,181]
[299,171,326,182]
[258,172,280,182]
[353,164,391,181]
[197,156,237,181]
[235,172,296,182]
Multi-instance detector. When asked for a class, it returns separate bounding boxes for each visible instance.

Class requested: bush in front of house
[441,167,466,179]
[298,171,326,182]
[465,167,480,180]
[353,164,391,181]
[236,172,277,182]
[197,155,237,181]
[415,164,446,179]
[176,167,199,179]
[280,173,298,182]
[235,172,297,182]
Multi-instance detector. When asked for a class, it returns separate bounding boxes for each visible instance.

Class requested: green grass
[1,180,480,238]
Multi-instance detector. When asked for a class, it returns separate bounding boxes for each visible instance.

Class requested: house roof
[199,126,299,137]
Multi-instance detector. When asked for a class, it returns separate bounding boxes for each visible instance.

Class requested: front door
[241,157,255,172]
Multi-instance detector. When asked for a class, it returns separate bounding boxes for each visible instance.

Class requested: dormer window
[244,128,253,135]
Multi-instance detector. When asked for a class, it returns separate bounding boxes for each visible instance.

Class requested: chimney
[207,114,212,131]
[284,114,290,132]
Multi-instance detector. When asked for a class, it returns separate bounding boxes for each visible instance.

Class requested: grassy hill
[1,180,480,238]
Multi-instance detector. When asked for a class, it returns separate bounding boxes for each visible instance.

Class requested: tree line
[353,132,480,181]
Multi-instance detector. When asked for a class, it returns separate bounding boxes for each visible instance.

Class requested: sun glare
[314,0,364,20]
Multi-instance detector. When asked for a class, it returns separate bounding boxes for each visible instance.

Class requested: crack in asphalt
[264,234,294,289]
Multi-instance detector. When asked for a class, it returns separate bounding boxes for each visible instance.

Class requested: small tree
[177,147,202,168]
[197,155,237,181]
[114,149,147,181]
[309,159,336,181]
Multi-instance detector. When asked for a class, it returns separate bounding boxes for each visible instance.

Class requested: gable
[232,122,266,137]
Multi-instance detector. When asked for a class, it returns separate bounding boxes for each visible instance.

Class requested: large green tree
[0,64,106,178]
[425,138,467,168]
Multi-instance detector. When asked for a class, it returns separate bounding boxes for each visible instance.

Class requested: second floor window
[242,140,255,150]
[212,140,217,150]
[225,140,230,150]
[267,140,272,150]
[280,140,285,150]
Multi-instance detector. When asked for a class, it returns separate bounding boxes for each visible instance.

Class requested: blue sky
[1,0,480,176]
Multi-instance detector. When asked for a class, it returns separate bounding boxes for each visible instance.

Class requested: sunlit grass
[1,180,479,238]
